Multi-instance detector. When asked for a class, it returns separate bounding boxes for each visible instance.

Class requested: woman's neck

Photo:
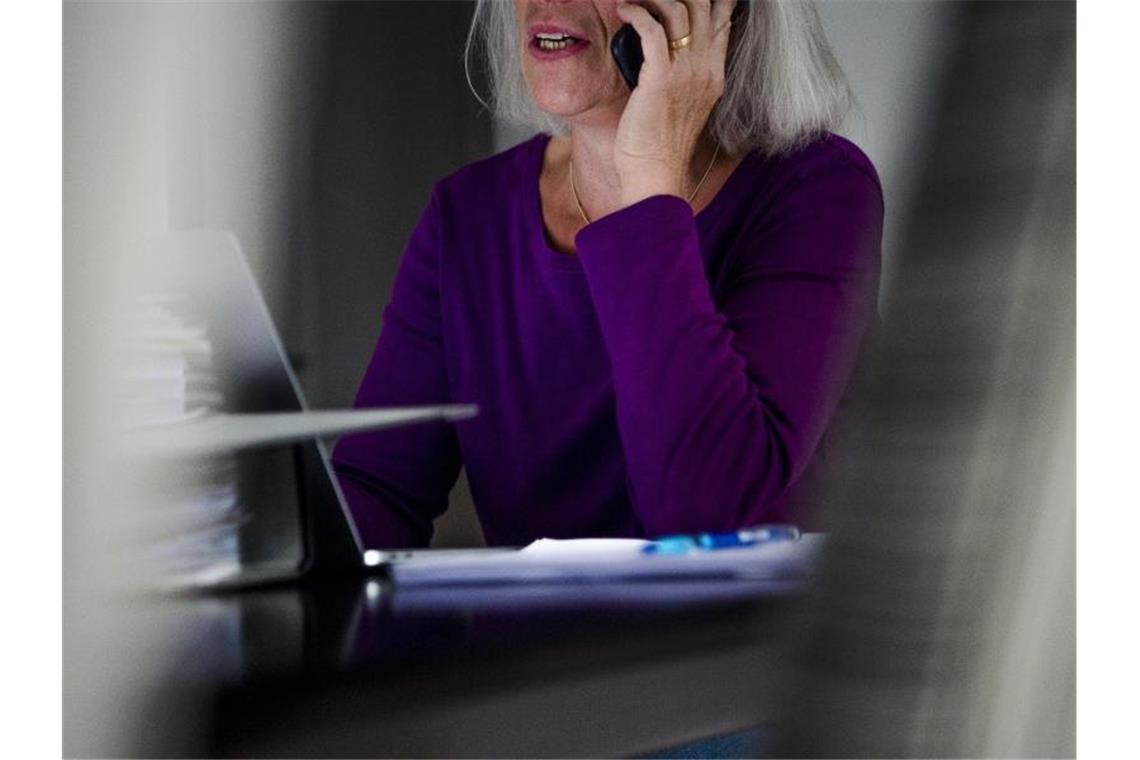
[564,124,626,221]
[554,124,715,223]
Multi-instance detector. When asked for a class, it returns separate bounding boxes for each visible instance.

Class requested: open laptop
[136,230,507,589]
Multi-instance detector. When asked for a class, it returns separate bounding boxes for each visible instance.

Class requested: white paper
[521,537,651,558]
[390,533,825,587]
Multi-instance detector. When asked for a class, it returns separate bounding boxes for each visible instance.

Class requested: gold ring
[668,34,692,51]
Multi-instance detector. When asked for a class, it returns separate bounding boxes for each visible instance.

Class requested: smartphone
[610,1,746,90]
[611,24,644,90]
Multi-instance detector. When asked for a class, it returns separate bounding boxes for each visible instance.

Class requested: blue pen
[642,524,800,555]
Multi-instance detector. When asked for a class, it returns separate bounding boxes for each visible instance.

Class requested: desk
[138,575,802,758]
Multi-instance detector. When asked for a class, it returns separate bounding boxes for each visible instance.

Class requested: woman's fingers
[711,0,736,33]
[708,0,734,59]
[628,0,693,45]
[615,2,672,75]
[617,0,727,93]
[674,0,713,47]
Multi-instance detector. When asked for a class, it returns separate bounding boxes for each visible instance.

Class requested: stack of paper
[118,294,243,584]
[119,295,223,428]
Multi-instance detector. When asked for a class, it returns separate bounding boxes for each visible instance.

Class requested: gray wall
[295,2,494,410]
[294,2,493,547]
[816,0,956,297]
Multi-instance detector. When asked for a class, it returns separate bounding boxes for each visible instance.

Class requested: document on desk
[390,533,825,588]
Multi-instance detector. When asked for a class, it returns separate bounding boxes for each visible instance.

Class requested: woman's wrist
[618,164,685,208]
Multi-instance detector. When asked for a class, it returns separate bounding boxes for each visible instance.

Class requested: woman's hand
[613,0,735,207]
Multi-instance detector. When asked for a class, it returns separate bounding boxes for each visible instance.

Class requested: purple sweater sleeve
[331,187,461,548]
[574,157,882,535]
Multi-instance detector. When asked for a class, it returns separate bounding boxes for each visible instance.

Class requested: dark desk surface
[139,574,804,758]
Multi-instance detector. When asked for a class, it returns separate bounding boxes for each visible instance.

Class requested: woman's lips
[528,36,591,61]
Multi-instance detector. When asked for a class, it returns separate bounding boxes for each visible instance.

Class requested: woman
[332,0,883,548]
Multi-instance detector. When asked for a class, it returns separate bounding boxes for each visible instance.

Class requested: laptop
[133,230,507,590]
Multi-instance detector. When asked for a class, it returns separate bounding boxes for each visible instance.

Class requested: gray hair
[464,0,852,156]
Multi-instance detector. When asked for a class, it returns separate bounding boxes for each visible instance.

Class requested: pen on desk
[642,524,801,555]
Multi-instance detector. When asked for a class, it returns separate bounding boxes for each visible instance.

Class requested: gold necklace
[569,144,721,225]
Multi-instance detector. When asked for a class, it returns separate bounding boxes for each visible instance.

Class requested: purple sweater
[332,132,882,548]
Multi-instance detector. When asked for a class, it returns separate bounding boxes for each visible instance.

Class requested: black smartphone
[610,1,745,90]
[611,24,644,90]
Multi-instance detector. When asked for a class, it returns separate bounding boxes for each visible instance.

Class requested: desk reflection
[142,575,797,757]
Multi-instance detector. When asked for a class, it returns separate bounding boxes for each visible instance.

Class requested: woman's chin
[530,91,626,126]
[530,90,590,118]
